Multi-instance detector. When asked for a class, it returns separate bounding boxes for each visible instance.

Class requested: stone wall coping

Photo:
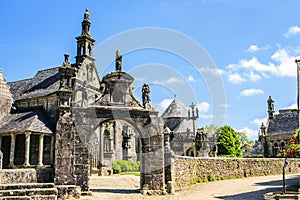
[174,155,299,162]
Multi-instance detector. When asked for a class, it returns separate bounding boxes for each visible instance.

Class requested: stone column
[9,134,15,167]
[38,134,44,166]
[24,133,31,166]
[98,125,105,176]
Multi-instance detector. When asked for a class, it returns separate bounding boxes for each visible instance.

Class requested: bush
[208,175,215,182]
[112,160,140,174]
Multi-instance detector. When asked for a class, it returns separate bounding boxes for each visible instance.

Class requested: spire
[82,8,91,36]
[76,9,95,64]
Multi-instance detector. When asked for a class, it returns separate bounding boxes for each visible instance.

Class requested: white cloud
[247,45,259,52]
[248,71,261,82]
[227,48,297,79]
[271,49,297,77]
[238,127,259,140]
[197,101,210,113]
[198,67,224,76]
[228,73,245,84]
[283,102,297,109]
[240,88,264,96]
[251,117,267,127]
[187,75,195,82]
[284,25,300,38]
[246,44,270,53]
[154,98,173,115]
[165,77,184,84]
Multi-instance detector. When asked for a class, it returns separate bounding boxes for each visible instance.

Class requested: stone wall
[0,69,13,121]
[1,168,53,184]
[174,156,300,188]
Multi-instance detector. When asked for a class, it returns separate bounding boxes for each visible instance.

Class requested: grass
[120,171,140,176]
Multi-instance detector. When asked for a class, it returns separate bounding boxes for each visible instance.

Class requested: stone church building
[0,9,171,198]
[259,60,300,157]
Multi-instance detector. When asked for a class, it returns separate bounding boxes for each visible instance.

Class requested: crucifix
[188,102,199,136]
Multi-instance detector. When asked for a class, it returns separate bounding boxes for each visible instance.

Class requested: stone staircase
[0,183,57,200]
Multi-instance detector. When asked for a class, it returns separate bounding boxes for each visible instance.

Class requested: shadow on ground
[91,188,139,194]
[216,175,300,200]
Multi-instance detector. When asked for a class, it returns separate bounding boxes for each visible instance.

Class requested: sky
[1,1,300,140]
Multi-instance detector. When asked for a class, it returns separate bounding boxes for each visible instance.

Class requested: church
[259,61,300,157]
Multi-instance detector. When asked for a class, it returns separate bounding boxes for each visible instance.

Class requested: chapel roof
[8,67,60,100]
[161,98,189,119]
[173,119,193,133]
[266,109,299,135]
[0,111,54,134]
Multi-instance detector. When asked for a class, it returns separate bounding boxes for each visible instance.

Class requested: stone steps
[0,183,57,200]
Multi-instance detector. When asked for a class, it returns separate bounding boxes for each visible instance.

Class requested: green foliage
[112,160,140,174]
[204,124,219,137]
[208,175,215,181]
[237,131,255,152]
[217,125,242,157]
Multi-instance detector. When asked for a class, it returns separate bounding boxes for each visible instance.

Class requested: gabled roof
[266,109,299,135]
[8,67,60,100]
[0,111,54,134]
[161,98,188,118]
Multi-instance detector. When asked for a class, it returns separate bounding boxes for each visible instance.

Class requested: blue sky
[1,1,300,140]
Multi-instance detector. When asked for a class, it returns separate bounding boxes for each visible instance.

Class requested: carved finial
[115,50,122,71]
[84,8,90,21]
[64,53,70,64]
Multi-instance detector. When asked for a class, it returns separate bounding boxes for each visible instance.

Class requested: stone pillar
[38,134,44,166]
[99,125,104,170]
[9,134,15,167]
[24,133,31,166]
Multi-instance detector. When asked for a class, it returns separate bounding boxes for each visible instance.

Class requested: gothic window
[88,45,92,56]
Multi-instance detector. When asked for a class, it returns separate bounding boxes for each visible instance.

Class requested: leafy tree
[204,124,219,137]
[237,131,255,153]
[217,125,242,157]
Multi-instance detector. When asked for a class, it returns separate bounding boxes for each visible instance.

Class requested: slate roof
[173,119,193,133]
[161,98,189,118]
[8,67,60,100]
[266,109,299,135]
[0,111,54,134]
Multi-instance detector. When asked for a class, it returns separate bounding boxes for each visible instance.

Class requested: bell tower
[75,9,96,65]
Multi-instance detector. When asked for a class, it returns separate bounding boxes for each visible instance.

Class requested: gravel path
[80,174,300,200]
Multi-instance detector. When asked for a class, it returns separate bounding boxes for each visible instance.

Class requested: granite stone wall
[1,168,53,184]
[174,156,300,188]
[0,69,13,122]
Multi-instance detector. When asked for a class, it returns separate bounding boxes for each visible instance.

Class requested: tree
[237,131,255,153]
[204,124,219,137]
[217,125,242,157]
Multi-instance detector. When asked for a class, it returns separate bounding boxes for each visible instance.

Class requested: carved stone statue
[115,50,122,71]
[142,83,151,107]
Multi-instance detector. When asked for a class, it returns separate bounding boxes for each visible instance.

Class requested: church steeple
[75,9,95,65]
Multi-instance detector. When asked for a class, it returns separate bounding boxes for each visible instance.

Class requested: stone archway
[54,106,167,195]
[93,107,166,194]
